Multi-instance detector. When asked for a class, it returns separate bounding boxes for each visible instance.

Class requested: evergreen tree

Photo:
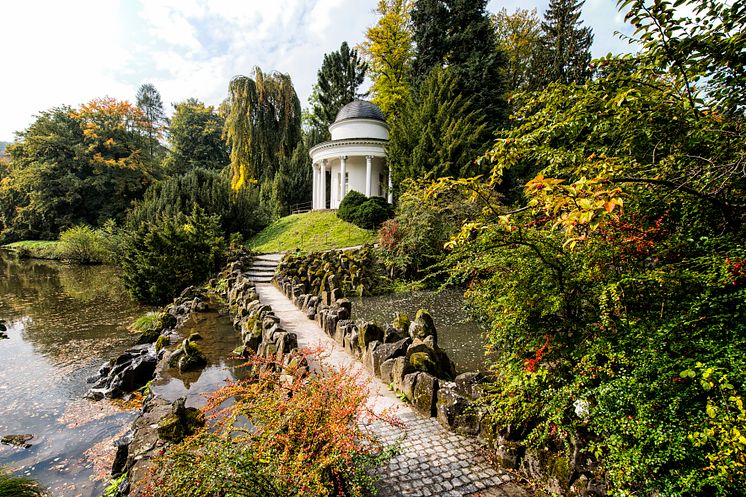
[534,0,594,87]
[410,0,507,126]
[308,42,368,142]
[135,83,168,162]
[387,68,491,184]
[358,0,414,120]
[410,0,449,83]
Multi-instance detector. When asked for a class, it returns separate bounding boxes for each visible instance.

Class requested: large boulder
[412,372,439,417]
[169,339,207,373]
[86,345,157,399]
[406,341,456,380]
[358,322,384,350]
[408,309,437,343]
[436,381,481,435]
[380,356,413,391]
[370,337,411,376]
[157,397,205,443]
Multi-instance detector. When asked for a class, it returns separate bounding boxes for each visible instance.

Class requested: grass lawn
[248,211,376,254]
[2,240,61,259]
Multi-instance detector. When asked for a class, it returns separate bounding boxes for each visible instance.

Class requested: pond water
[0,253,245,496]
[351,288,489,374]
[0,253,146,496]
[150,307,244,409]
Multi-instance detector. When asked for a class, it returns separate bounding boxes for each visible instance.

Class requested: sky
[0,0,635,142]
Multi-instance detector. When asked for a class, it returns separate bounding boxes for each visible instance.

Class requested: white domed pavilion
[309,100,392,210]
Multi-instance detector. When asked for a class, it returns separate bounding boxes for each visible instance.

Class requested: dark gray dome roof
[334,100,385,123]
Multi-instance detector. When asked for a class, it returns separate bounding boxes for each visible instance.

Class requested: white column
[319,159,326,209]
[387,166,393,204]
[365,155,372,197]
[312,163,318,209]
[340,155,347,202]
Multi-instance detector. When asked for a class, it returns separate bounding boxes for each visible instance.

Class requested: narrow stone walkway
[254,284,527,497]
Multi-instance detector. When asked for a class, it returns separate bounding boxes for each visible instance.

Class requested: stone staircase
[245,253,283,284]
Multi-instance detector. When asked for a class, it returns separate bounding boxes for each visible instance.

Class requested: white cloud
[0,0,632,142]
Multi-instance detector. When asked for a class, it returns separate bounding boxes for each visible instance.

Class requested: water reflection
[0,253,145,497]
[352,288,489,373]
[150,308,244,409]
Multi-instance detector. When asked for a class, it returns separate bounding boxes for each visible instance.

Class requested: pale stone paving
[254,283,528,497]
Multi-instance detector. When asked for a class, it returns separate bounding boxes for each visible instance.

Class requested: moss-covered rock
[157,397,205,443]
[358,322,384,350]
[155,334,170,352]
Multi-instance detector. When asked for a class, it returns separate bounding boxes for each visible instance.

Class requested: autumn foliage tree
[358,0,414,120]
[0,99,157,242]
[423,0,746,493]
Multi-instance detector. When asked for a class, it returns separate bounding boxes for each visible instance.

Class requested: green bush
[337,192,393,230]
[337,190,368,223]
[120,207,226,304]
[56,224,122,264]
[353,196,394,229]
[126,168,267,238]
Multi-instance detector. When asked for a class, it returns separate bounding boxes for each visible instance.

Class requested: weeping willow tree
[224,67,303,191]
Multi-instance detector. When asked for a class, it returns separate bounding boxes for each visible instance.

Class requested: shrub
[337,190,368,223]
[56,225,107,264]
[126,168,267,238]
[353,196,394,229]
[120,207,226,304]
[55,220,125,264]
[377,178,491,279]
[338,192,393,230]
[143,352,396,497]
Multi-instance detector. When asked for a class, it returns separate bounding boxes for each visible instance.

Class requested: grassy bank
[2,240,61,259]
[248,211,376,253]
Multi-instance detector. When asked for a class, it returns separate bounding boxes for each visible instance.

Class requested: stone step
[251,260,278,267]
[245,270,275,278]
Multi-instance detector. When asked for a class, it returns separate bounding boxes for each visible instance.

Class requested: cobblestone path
[254,283,528,497]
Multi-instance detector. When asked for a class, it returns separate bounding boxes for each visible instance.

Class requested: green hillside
[247,211,376,254]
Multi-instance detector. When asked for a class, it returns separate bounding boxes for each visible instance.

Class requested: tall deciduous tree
[492,8,542,93]
[135,83,167,162]
[534,0,594,87]
[0,101,156,242]
[410,0,508,126]
[308,42,368,141]
[224,67,302,191]
[164,99,228,174]
[359,0,414,120]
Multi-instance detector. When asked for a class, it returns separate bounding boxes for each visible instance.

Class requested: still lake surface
[0,253,241,496]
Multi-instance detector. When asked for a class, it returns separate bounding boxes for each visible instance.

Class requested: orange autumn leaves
[70,97,156,171]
